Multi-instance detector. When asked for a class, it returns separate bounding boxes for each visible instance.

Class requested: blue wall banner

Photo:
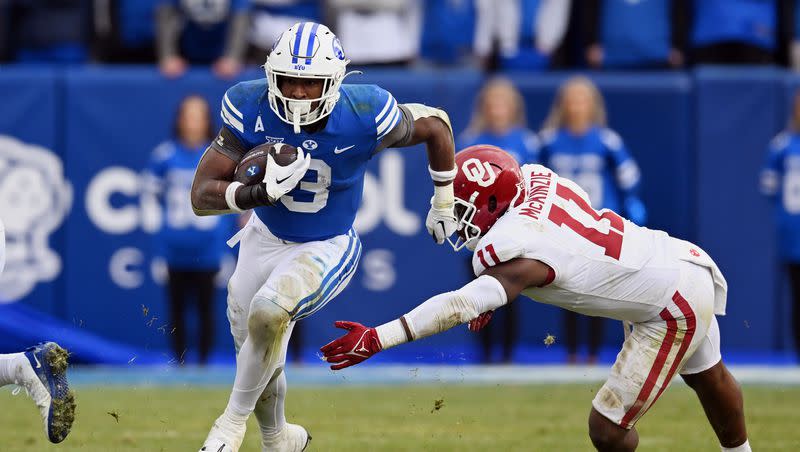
[0,66,796,361]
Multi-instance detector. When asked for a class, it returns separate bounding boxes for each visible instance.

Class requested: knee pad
[248,292,291,340]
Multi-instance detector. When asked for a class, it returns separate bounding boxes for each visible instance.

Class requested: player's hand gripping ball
[234,143,299,185]
[234,142,310,203]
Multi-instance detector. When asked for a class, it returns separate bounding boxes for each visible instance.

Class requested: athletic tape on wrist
[429,166,457,183]
[225,181,246,213]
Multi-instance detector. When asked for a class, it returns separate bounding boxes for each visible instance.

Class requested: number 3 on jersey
[281,159,331,213]
[548,183,625,260]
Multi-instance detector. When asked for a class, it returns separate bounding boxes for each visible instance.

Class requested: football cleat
[262,423,311,452]
[199,414,246,452]
[21,342,76,443]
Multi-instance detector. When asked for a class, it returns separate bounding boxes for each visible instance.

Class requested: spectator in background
[248,1,321,64]
[458,77,539,363]
[583,0,688,69]
[91,0,159,63]
[156,0,250,79]
[2,0,89,63]
[473,0,570,71]
[539,76,647,364]
[143,95,233,365]
[690,0,792,66]
[761,90,800,359]
[325,0,422,66]
[418,0,476,67]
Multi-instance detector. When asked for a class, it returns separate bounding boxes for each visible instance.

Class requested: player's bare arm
[191,143,238,216]
[319,257,551,370]
[382,104,459,244]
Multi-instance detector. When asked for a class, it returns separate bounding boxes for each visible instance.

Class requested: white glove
[264,147,311,202]
[425,185,458,244]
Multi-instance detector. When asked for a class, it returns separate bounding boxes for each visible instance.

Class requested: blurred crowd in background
[2,0,800,76]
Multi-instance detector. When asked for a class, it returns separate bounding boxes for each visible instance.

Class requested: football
[233,143,299,186]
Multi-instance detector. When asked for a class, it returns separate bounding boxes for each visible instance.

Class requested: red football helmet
[448,145,524,251]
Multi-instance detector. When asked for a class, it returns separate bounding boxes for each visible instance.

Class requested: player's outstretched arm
[320,258,551,369]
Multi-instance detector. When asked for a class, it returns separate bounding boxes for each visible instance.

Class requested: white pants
[593,261,721,429]
[227,214,362,350]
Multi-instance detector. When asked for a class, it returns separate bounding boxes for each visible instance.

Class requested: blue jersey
[220,80,403,242]
[761,131,800,261]
[539,127,646,225]
[146,140,233,268]
[457,127,540,165]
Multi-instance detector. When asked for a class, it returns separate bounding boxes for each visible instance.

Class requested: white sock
[0,353,26,386]
[722,439,751,452]
[255,369,287,438]
[225,321,294,424]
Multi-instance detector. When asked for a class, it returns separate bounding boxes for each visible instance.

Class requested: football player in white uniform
[0,218,75,444]
[321,145,751,452]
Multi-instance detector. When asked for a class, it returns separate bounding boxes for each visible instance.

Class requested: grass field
[1,383,798,451]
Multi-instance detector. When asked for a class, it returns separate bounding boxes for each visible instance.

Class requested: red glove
[468,310,494,332]
[320,321,383,370]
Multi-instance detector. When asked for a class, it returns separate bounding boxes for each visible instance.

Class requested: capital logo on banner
[0,135,72,302]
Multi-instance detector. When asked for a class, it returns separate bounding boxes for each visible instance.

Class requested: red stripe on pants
[619,305,678,428]
[644,292,697,414]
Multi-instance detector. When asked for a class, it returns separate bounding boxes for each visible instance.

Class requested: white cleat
[199,414,247,452]
[262,423,311,452]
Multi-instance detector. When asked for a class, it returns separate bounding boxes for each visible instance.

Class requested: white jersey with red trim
[471,164,727,322]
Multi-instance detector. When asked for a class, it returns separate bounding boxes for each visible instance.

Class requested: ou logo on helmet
[462,158,496,187]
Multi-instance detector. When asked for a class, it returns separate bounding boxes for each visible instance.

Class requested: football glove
[425,201,458,245]
[264,148,311,203]
[468,310,493,332]
[320,321,383,370]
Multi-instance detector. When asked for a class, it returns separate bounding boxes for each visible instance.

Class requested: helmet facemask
[266,68,343,133]
[448,195,483,252]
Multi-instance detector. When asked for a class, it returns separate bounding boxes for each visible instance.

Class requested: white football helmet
[265,22,352,133]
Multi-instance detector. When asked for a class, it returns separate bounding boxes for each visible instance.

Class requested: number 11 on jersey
[548,183,625,260]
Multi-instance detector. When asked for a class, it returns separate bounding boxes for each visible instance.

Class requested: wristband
[428,166,457,183]
[432,184,455,209]
[235,183,274,209]
[225,182,245,213]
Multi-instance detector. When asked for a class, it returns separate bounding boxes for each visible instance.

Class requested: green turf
[1,384,797,451]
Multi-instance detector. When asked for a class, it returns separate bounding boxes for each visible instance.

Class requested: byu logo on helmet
[0,135,72,302]
[462,158,497,187]
[332,37,346,60]
[247,165,259,176]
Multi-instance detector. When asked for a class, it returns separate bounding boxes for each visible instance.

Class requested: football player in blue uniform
[191,22,457,452]
[0,219,75,444]
[538,76,647,365]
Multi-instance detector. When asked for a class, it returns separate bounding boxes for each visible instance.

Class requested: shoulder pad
[341,84,401,140]
[600,128,624,151]
[221,79,265,135]
[471,216,526,277]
